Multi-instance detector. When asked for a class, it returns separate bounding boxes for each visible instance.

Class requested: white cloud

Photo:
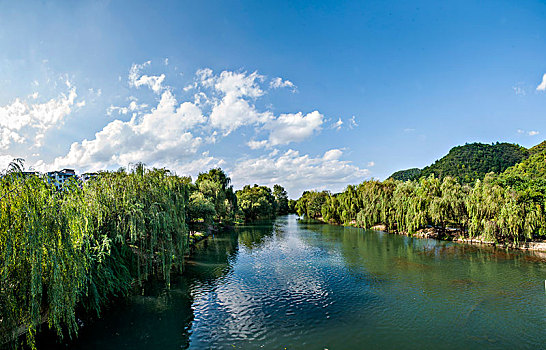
[49,90,205,171]
[332,118,343,130]
[209,94,271,133]
[107,99,149,116]
[196,70,272,133]
[169,152,225,179]
[367,161,375,167]
[349,116,358,128]
[129,61,165,93]
[190,69,323,144]
[213,71,265,98]
[536,74,546,91]
[0,87,79,149]
[230,149,369,197]
[26,65,343,194]
[323,149,343,160]
[265,111,323,146]
[0,154,17,171]
[270,77,297,91]
[247,140,269,149]
[517,129,539,136]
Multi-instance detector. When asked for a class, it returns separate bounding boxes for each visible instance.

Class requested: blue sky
[1,0,546,197]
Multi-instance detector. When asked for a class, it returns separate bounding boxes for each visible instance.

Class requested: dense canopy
[389,142,529,184]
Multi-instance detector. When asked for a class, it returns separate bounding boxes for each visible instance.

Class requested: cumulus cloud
[230,149,369,197]
[49,90,205,171]
[0,87,79,149]
[270,77,297,91]
[169,152,225,178]
[28,65,343,192]
[203,70,272,133]
[0,154,17,171]
[265,111,323,146]
[107,98,149,116]
[529,130,539,136]
[247,140,269,149]
[129,61,165,93]
[537,74,546,91]
[323,149,343,160]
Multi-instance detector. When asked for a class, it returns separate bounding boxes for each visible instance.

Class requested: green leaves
[0,165,191,348]
[297,168,546,243]
[236,185,276,222]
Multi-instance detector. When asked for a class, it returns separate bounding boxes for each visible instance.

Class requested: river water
[47,215,546,349]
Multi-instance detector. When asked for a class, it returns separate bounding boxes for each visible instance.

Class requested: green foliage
[0,162,190,348]
[295,190,329,219]
[288,199,297,214]
[187,192,216,225]
[194,168,237,224]
[298,163,546,243]
[273,184,289,215]
[235,185,276,222]
[0,160,291,347]
[419,142,528,183]
[528,140,546,155]
[389,168,421,181]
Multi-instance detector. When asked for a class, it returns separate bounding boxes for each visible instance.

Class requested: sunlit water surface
[44,215,546,349]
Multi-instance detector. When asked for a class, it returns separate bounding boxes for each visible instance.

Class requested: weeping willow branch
[0,166,190,349]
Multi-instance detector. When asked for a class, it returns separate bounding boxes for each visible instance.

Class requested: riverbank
[368,224,546,255]
[312,220,546,255]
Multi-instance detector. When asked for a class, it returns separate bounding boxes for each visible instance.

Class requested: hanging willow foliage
[299,173,546,243]
[0,162,190,348]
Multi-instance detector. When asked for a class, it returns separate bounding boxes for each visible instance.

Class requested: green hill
[500,148,546,183]
[529,140,546,155]
[389,142,530,183]
[389,168,421,181]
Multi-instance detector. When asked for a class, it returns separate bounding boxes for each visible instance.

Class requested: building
[47,168,76,189]
[80,172,98,182]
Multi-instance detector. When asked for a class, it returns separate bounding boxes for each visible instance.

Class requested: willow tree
[1,161,191,348]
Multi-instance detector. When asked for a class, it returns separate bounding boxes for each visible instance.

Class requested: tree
[236,185,276,222]
[194,168,237,223]
[273,184,289,215]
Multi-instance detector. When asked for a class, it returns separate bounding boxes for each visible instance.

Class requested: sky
[1,0,546,197]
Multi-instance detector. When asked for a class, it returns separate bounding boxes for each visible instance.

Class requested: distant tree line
[297,146,546,244]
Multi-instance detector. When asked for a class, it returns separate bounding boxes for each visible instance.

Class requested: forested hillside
[389,168,421,181]
[389,142,529,183]
[528,140,546,155]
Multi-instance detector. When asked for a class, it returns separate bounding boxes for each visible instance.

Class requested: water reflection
[42,215,546,350]
[299,219,546,349]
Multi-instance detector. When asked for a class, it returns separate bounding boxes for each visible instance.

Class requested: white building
[47,168,76,189]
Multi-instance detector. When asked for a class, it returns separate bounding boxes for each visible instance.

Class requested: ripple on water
[47,216,546,350]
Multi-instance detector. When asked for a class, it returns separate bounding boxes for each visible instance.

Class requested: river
[44,215,546,349]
